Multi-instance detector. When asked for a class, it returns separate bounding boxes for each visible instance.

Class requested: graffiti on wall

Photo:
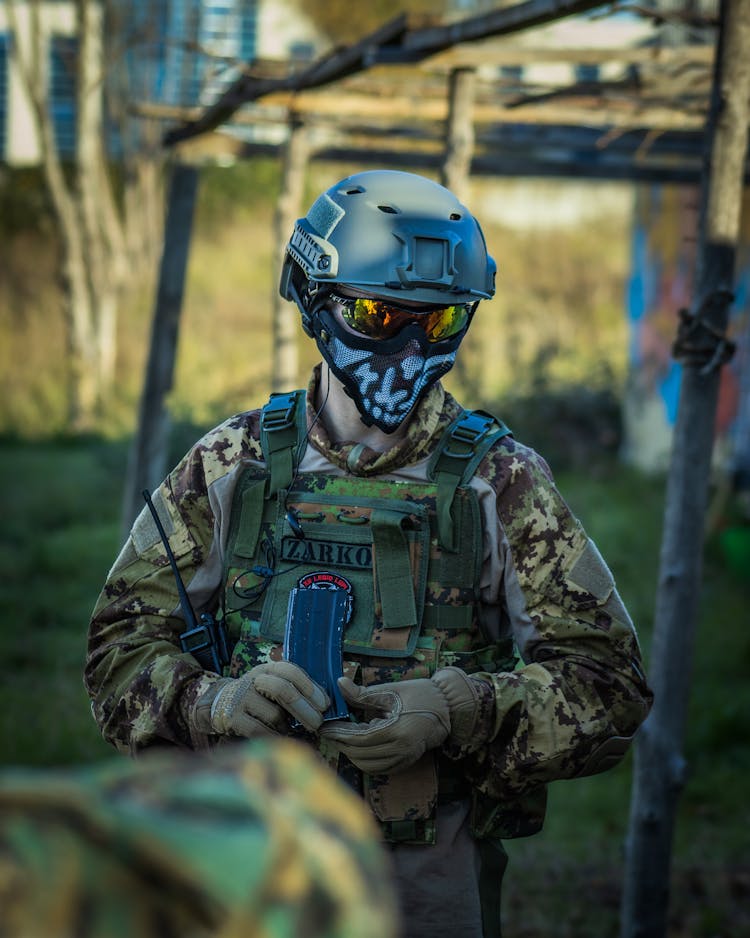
[625,184,750,481]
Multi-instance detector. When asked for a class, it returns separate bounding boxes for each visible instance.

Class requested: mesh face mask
[313,305,465,433]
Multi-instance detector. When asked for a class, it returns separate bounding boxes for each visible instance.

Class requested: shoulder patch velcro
[132,488,175,556]
[569,539,614,601]
[106,538,138,579]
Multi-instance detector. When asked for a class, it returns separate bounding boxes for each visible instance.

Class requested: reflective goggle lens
[334,295,471,343]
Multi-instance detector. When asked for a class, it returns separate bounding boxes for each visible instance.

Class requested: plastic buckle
[262,392,297,432]
[443,413,494,458]
[180,624,212,654]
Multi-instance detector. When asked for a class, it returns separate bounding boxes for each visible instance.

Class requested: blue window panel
[239,0,257,63]
[163,0,203,105]
[289,42,315,63]
[575,64,600,84]
[197,0,258,105]
[161,2,186,105]
[50,35,78,155]
[121,0,170,101]
[499,65,523,93]
[0,34,7,159]
[133,0,257,108]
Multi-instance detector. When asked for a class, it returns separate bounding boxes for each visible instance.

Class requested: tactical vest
[218,391,547,844]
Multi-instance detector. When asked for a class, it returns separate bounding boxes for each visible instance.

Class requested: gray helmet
[280,170,496,324]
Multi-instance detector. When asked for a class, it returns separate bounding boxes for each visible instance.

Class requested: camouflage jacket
[0,738,397,938]
[86,368,652,806]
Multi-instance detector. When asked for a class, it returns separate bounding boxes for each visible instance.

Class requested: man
[86,170,652,938]
[0,738,397,938]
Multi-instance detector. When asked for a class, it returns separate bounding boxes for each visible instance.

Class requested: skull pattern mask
[312,304,468,433]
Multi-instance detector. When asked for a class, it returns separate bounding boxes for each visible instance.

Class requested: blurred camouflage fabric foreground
[0,738,398,938]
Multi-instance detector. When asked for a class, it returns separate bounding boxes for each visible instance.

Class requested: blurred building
[0,0,325,166]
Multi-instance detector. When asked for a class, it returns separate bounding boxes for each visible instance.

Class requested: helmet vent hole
[450,212,462,220]
[377,204,399,214]
[341,186,365,195]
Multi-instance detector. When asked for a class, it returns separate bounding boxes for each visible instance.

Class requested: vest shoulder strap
[259,393,511,552]
[259,390,307,496]
[427,409,512,553]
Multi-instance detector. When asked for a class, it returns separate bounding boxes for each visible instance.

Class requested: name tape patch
[281,536,372,570]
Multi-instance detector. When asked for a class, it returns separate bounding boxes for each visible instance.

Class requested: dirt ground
[502,863,750,937]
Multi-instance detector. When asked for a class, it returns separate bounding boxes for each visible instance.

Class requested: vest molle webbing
[217,391,546,844]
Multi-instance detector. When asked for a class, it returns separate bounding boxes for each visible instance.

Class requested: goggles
[331,293,474,344]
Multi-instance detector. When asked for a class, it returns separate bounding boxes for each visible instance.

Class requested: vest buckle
[443,412,495,458]
[261,392,297,432]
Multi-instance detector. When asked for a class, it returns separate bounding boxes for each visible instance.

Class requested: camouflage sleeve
[0,739,398,938]
[466,440,653,798]
[85,414,261,754]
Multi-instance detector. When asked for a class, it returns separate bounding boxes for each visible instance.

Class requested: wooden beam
[421,42,715,70]
[398,0,626,54]
[441,68,477,201]
[272,117,308,391]
[287,96,707,132]
[162,14,411,145]
[143,91,708,133]
[172,132,736,186]
[121,163,200,535]
[163,0,609,145]
[174,121,708,161]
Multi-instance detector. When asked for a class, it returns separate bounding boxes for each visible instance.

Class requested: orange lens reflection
[340,297,470,343]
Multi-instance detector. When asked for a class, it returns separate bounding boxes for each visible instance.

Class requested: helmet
[280,170,496,331]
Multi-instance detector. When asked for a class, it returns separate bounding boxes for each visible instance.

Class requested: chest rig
[221,391,514,680]
[219,391,545,845]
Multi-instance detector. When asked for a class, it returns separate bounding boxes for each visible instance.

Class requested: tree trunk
[441,67,476,202]
[620,2,750,935]
[62,244,100,429]
[124,158,165,287]
[121,162,200,535]
[7,0,156,430]
[441,67,481,400]
[75,0,128,404]
[272,116,309,392]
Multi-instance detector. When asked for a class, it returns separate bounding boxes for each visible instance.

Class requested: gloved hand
[318,675,449,774]
[191,661,330,738]
[431,666,495,757]
[320,667,494,774]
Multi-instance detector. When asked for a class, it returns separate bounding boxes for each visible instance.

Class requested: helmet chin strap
[310,304,461,434]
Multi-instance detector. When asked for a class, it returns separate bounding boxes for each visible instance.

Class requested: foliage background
[0,159,631,438]
[1,158,748,936]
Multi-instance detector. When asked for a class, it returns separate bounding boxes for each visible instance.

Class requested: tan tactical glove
[320,668,495,774]
[431,666,496,758]
[319,676,449,774]
[191,661,330,738]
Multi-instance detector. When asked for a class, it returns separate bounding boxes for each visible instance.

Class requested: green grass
[500,464,750,936]
[0,436,125,766]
